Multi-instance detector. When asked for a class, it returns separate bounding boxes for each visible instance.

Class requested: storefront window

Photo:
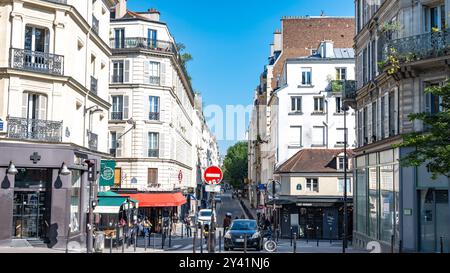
[70,171,81,232]
[380,165,394,242]
[368,167,378,239]
[356,168,367,233]
[394,164,400,242]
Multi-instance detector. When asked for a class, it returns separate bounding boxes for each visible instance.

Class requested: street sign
[178,170,183,184]
[205,184,221,193]
[99,160,115,186]
[203,166,223,185]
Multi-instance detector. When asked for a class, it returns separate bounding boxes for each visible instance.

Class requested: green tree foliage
[223,141,248,189]
[393,80,450,178]
[176,42,193,84]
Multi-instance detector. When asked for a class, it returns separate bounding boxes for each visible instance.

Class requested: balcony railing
[342,80,357,100]
[7,116,63,142]
[110,37,177,53]
[149,112,160,121]
[111,111,123,120]
[90,76,98,94]
[10,48,64,76]
[382,29,450,65]
[87,131,98,151]
[92,15,99,35]
[148,149,159,157]
[148,76,160,85]
[111,75,124,83]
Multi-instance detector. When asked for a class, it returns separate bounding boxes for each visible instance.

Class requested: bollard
[391,235,394,253]
[330,228,332,245]
[306,231,308,244]
[161,230,165,249]
[317,237,319,247]
[110,237,112,253]
[399,240,403,253]
[134,231,137,252]
[169,228,172,248]
[153,232,156,249]
[219,230,222,253]
[290,227,293,247]
[193,229,197,253]
[144,233,148,251]
[200,225,204,253]
[440,237,443,253]
[293,233,297,253]
[181,224,184,239]
[122,234,125,253]
[276,229,279,242]
[244,234,247,253]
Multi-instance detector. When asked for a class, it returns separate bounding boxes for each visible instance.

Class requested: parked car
[224,219,262,251]
[197,209,215,227]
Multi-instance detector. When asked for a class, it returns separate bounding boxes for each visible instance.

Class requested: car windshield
[199,211,212,217]
[230,221,257,230]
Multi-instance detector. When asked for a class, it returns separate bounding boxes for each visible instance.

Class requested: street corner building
[351,0,450,253]
[0,0,119,249]
[270,149,354,240]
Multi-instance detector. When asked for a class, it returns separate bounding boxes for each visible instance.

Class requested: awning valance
[95,192,139,214]
[119,192,187,208]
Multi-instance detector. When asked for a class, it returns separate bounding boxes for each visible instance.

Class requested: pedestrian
[185,215,192,237]
[223,213,231,232]
[172,212,178,235]
[143,217,152,245]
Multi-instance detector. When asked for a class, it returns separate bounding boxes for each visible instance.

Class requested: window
[25,26,48,52]
[425,85,443,114]
[149,96,160,120]
[336,128,346,146]
[296,184,302,191]
[338,178,352,193]
[336,68,347,80]
[21,92,47,120]
[372,101,377,142]
[111,95,124,120]
[363,106,368,144]
[314,97,324,113]
[148,132,159,157]
[70,170,81,232]
[301,68,312,85]
[335,97,342,113]
[114,28,125,49]
[110,131,122,156]
[337,156,348,170]
[389,92,396,136]
[312,126,325,146]
[306,178,319,192]
[289,126,302,147]
[368,167,378,239]
[147,61,160,85]
[147,29,157,48]
[380,165,394,242]
[424,4,446,32]
[291,96,302,112]
[147,168,158,186]
[112,61,124,83]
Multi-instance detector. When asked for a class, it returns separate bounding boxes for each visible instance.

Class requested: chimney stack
[139,8,160,21]
[115,0,127,19]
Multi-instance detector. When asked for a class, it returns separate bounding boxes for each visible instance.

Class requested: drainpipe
[324,99,329,148]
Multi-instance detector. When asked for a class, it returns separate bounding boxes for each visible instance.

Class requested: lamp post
[342,104,349,253]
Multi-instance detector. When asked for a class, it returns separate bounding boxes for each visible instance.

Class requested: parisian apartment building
[350,0,450,253]
[0,0,117,248]
[248,16,356,225]
[107,0,219,220]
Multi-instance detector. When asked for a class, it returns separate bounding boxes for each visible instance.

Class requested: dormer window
[337,154,348,170]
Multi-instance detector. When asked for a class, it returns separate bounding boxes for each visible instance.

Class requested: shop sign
[99,160,115,186]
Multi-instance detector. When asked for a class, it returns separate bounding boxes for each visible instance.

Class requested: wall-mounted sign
[99,160,115,186]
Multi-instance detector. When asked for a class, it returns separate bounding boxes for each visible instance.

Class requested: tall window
[289,126,302,147]
[312,126,325,146]
[301,68,312,85]
[336,128,346,146]
[149,96,160,120]
[363,106,368,144]
[314,97,324,113]
[381,95,386,139]
[25,26,48,52]
[389,92,396,136]
[114,28,125,48]
[111,95,124,120]
[147,168,158,186]
[291,96,302,112]
[424,4,446,32]
[21,93,47,120]
[372,101,377,142]
[70,170,81,232]
[306,178,319,192]
[337,156,348,170]
[148,61,160,85]
[338,178,352,193]
[148,132,159,157]
[335,97,342,113]
[112,61,124,83]
[110,131,122,156]
[147,29,157,48]
[336,68,347,80]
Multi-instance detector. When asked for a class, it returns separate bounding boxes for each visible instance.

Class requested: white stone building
[0,0,116,247]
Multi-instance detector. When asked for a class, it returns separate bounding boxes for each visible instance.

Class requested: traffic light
[85,159,97,182]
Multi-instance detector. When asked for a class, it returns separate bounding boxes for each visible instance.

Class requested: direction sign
[205,184,221,193]
[203,166,223,185]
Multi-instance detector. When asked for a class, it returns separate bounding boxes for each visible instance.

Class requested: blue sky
[127,0,355,156]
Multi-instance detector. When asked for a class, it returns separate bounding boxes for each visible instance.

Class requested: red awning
[119,192,187,208]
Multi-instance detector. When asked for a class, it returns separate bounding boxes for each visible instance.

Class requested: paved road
[216,192,246,227]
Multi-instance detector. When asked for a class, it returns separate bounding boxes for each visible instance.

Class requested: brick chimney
[319,40,334,58]
[115,0,127,19]
[140,8,160,21]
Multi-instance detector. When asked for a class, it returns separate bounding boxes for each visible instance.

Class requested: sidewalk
[240,197,258,220]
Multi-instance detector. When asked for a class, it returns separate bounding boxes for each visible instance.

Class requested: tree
[176,42,193,85]
[223,141,248,189]
[393,80,450,179]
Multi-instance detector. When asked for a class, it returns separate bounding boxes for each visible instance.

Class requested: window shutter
[22,93,29,118]
[116,135,122,157]
[124,60,130,83]
[143,131,148,157]
[39,95,47,120]
[144,95,149,118]
[158,132,162,158]
[357,53,363,89]
[384,93,389,138]
[123,95,129,120]
[144,61,150,84]
[367,103,372,143]
[160,62,166,86]
[44,29,50,53]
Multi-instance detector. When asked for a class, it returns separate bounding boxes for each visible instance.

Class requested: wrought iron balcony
[90,76,98,94]
[7,116,63,142]
[148,149,159,157]
[109,148,117,157]
[111,111,123,120]
[342,80,357,100]
[110,37,177,53]
[92,15,99,35]
[111,74,124,83]
[382,29,450,65]
[149,112,160,121]
[87,131,98,151]
[10,48,64,76]
[148,76,160,85]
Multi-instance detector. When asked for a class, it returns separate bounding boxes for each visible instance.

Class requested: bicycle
[262,227,277,252]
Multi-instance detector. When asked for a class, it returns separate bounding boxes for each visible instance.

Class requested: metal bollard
[144,233,148,251]
[110,237,112,253]
[293,233,297,253]
[122,235,125,253]
[193,229,197,253]
[219,230,222,253]
[134,232,137,252]
[244,234,247,253]
[181,224,184,239]
[169,228,172,248]
[290,227,293,247]
[399,240,403,253]
[317,237,319,247]
[440,237,444,253]
[161,230,165,249]
[391,235,394,253]
[330,228,332,245]
[200,225,204,253]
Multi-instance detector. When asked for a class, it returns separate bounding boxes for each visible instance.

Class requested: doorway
[419,189,449,253]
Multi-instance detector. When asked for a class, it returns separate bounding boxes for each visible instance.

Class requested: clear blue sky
[127,0,355,156]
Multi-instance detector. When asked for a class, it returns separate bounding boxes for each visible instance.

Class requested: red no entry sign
[204,166,223,185]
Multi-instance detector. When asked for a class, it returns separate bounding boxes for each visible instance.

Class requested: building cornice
[113,157,193,170]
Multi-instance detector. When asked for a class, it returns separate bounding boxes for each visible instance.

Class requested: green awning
[98,191,139,204]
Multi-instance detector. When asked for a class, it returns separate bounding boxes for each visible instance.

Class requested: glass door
[12,191,47,239]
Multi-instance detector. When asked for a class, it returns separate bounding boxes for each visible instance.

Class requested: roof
[291,48,355,60]
[275,149,354,174]
[120,192,186,207]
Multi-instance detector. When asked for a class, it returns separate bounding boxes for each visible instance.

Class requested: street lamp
[59,162,71,176]
[7,161,18,175]
[342,104,350,253]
